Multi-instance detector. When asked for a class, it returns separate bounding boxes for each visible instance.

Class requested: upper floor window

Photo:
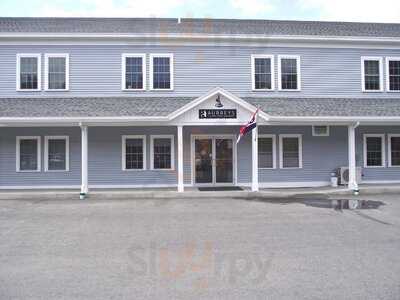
[122,54,146,91]
[386,57,400,92]
[16,54,41,91]
[251,55,274,91]
[45,54,69,91]
[150,54,173,90]
[278,55,301,91]
[361,57,383,92]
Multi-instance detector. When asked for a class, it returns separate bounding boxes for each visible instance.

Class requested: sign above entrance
[199,109,237,119]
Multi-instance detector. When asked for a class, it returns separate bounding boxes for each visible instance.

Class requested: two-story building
[0,17,400,195]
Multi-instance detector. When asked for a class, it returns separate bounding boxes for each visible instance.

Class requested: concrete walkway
[0,184,399,201]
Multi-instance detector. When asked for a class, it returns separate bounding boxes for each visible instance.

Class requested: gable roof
[1,17,400,38]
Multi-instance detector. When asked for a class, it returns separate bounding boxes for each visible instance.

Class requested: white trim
[251,54,275,91]
[362,180,400,184]
[16,53,41,91]
[121,53,146,91]
[312,125,330,137]
[4,32,400,44]
[363,134,386,168]
[190,134,237,186]
[149,53,174,91]
[44,53,69,91]
[279,134,303,169]
[386,57,400,92]
[238,181,330,188]
[122,135,146,171]
[258,134,276,169]
[44,136,69,172]
[277,55,301,91]
[361,56,383,92]
[388,134,400,167]
[16,136,41,172]
[150,134,175,171]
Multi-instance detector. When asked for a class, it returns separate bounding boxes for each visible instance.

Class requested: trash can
[330,173,338,187]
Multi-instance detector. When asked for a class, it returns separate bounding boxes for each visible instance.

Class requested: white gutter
[1,33,400,44]
[267,116,400,123]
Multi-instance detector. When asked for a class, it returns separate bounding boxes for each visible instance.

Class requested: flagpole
[251,107,259,192]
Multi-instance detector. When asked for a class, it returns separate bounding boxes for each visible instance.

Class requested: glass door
[194,137,234,185]
[194,139,213,184]
[215,139,233,184]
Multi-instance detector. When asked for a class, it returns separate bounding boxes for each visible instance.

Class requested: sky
[0,0,399,23]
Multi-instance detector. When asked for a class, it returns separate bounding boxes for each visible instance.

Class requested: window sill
[44,89,70,92]
[16,89,41,92]
[150,88,174,91]
[122,88,146,92]
[151,168,175,171]
[363,166,386,169]
[16,170,41,173]
[279,167,303,169]
[278,89,301,92]
[122,168,146,171]
[258,167,276,170]
[252,89,274,92]
[362,90,383,93]
[45,170,69,172]
[386,90,400,93]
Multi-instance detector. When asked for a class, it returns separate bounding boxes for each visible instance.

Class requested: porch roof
[1,96,400,120]
[244,97,400,117]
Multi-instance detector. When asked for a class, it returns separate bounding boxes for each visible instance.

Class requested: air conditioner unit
[338,167,362,185]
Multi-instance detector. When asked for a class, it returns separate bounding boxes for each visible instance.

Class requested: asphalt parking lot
[0,194,399,300]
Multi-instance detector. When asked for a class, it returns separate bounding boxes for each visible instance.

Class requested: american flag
[236,109,259,143]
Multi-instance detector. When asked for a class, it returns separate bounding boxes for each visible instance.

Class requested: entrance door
[194,136,235,185]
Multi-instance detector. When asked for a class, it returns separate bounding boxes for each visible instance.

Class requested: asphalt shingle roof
[0,97,194,118]
[1,17,400,38]
[245,98,400,117]
[1,97,400,119]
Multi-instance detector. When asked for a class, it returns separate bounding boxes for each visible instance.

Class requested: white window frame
[16,136,41,172]
[277,55,301,91]
[363,134,386,168]
[149,53,174,91]
[121,53,146,91]
[388,134,400,167]
[122,135,146,171]
[16,53,41,91]
[251,54,275,91]
[44,53,69,91]
[386,57,400,92]
[44,136,69,172]
[312,125,330,137]
[279,134,303,169]
[150,135,175,171]
[361,56,383,92]
[258,134,276,169]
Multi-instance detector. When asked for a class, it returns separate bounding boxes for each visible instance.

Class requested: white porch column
[251,127,259,192]
[348,123,359,191]
[177,125,184,192]
[80,124,89,195]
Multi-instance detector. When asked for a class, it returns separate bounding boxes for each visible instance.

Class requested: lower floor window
[258,135,276,169]
[389,134,400,167]
[364,134,385,167]
[279,135,302,168]
[123,135,146,170]
[151,135,174,170]
[45,136,69,171]
[17,136,40,172]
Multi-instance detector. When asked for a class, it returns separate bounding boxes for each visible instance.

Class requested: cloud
[38,0,185,17]
[230,0,275,17]
[299,0,400,22]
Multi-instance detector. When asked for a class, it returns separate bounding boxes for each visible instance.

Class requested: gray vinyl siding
[1,125,400,188]
[357,126,400,182]
[1,44,400,98]
[0,127,81,187]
